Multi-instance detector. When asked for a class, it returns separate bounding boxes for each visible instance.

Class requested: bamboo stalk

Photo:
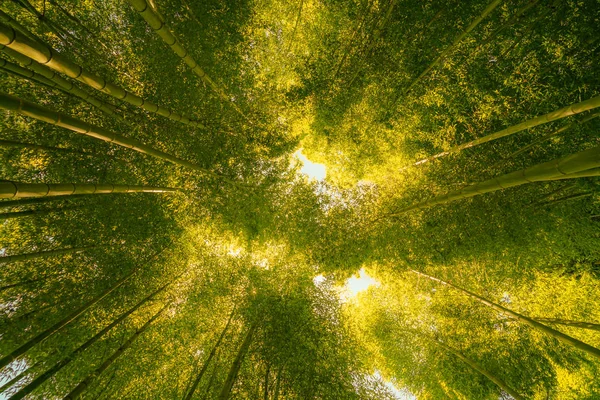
[126,0,248,122]
[0,21,204,128]
[390,146,600,215]
[505,112,600,160]
[391,0,503,106]
[0,268,138,370]
[430,339,524,400]
[0,180,179,200]
[218,322,259,400]
[533,318,600,332]
[411,270,600,360]
[64,303,170,399]
[184,307,236,400]
[0,245,97,264]
[0,195,91,210]
[403,95,600,169]
[0,47,122,119]
[0,93,233,183]
[10,279,176,400]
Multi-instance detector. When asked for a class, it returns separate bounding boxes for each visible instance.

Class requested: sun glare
[341,268,380,301]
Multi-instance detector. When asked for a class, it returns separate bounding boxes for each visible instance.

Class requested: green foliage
[1,0,599,399]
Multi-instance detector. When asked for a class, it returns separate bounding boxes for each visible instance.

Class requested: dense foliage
[1,0,599,399]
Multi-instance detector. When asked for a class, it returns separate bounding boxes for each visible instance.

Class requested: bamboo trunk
[411,270,600,360]
[273,366,283,400]
[0,245,96,264]
[0,21,204,128]
[532,318,600,332]
[287,0,305,52]
[506,112,600,160]
[408,96,600,169]
[0,361,41,394]
[0,93,231,182]
[0,181,179,200]
[0,47,122,119]
[431,339,524,400]
[200,354,221,400]
[0,267,139,370]
[183,307,236,400]
[126,0,247,121]
[0,56,55,87]
[10,279,175,400]
[263,363,270,400]
[64,303,170,399]
[0,195,92,211]
[218,322,259,400]
[389,146,600,215]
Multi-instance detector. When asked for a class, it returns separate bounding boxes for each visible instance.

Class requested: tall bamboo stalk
[407,95,600,169]
[533,318,600,332]
[126,0,248,121]
[218,322,259,400]
[64,303,170,399]
[184,307,236,400]
[0,93,231,182]
[287,0,305,52]
[10,279,175,400]
[0,268,138,370]
[0,47,122,119]
[0,21,204,128]
[506,112,600,160]
[390,0,502,107]
[389,146,600,215]
[430,339,524,400]
[0,245,96,264]
[411,270,600,360]
[0,181,179,200]
[0,56,55,87]
[0,195,91,211]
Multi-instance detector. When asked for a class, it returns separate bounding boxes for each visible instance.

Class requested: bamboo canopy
[0,21,205,128]
[389,145,600,215]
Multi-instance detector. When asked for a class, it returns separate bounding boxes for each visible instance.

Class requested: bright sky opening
[294,149,326,181]
[340,268,380,301]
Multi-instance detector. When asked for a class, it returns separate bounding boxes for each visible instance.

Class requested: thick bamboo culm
[389,146,600,215]
[408,96,600,168]
[0,47,122,119]
[0,93,231,182]
[126,0,248,121]
[0,181,179,199]
[0,21,205,128]
[411,270,600,361]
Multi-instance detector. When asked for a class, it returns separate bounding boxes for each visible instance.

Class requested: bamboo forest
[1,0,600,398]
